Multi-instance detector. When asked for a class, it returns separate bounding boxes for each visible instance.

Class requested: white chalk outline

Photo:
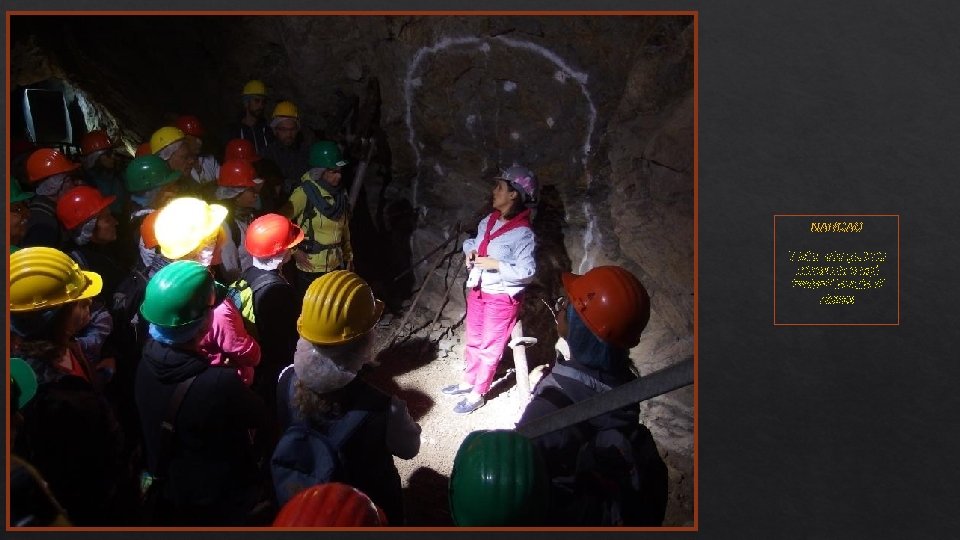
[404,35,597,207]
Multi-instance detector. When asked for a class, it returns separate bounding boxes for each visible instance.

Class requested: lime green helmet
[449,430,549,526]
[125,155,181,193]
[140,260,214,327]
[308,141,348,169]
[10,179,34,203]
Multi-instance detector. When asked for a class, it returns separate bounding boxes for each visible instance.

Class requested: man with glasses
[230,79,273,156]
[262,100,313,201]
[21,148,82,248]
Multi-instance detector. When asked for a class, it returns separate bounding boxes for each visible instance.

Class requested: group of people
[8,79,667,527]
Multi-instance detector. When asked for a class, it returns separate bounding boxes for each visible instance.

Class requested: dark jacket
[135,339,268,526]
[22,195,64,248]
[86,167,129,218]
[10,455,72,526]
[277,369,405,524]
[228,119,273,157]
[14,342,126,525]
[245,266,299,417]
[517,356,667,526]
[262,142,310,200]
[66,242,126,301]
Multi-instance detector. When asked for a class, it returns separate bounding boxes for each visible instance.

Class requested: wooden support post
[509,320,538,407]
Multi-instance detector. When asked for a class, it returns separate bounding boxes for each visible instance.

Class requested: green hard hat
[449,430,550,526]
[10,357,38,410]
[10,178,34,203]
[140,260,215,327]
[308,141,348,169]
[125,155,181,193]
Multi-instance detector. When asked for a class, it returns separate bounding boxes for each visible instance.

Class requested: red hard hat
[140,211,160,249]
[80,130,113,156]
[174,115,205,138]
[273,483,388,527]
[135,142,153,157]
[224,138,261,162]
[55,186,116,230]
[561,266,651,349]
[26,148,81,183]
[245,213,304,258]
[218,159,261,188]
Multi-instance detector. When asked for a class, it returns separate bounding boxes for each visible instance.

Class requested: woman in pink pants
[443,167,538,414]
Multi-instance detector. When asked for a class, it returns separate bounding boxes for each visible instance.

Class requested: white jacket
[190,154,221,184]
[462,213,537,297]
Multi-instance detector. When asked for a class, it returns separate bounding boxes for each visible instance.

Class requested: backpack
[270,410,369,506]
[538,386,668,526]
[227,272,284,340]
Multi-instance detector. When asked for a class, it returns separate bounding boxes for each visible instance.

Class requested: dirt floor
[364,321,694,527]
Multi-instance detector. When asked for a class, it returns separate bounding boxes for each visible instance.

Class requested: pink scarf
[477,209,531,256]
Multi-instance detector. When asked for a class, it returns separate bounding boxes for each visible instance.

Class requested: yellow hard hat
[242,79,267,97]
[10,247,103,312]
[149,126,186,154]
[153,197,228,260]
[272,100,299,119]
[298,271,384,345]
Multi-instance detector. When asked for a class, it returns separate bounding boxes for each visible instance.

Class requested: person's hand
[466,250,478,269]
[293,250,315,271]
[474,256,500,271]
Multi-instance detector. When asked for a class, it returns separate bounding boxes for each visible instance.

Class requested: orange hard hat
[273,483,388,527]
[26,148,81,183]
[218,159,262,188]
[80,130,113,156]
[174,115,205,138]
[224,138,261,162]
[244,213,304,258]
[140,211,160,249]
[561,266,651,349]
[55,186,116,230]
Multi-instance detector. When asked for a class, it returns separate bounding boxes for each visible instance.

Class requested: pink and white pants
[462,288,522,395]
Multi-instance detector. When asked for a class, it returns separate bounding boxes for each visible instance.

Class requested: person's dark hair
[565,303,639,378]
[500,180,526,219]
[292,334,370,423]
[11,304,72,345]
[293,380,343,424]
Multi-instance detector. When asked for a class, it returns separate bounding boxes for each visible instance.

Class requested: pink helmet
[499,166,537,205]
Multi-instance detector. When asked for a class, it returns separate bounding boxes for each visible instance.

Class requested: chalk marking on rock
[405,35,597,206]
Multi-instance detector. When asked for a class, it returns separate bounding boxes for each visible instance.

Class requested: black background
[5,0,960,538]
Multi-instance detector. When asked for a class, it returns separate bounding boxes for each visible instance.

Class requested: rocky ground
[363,306,694,527]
